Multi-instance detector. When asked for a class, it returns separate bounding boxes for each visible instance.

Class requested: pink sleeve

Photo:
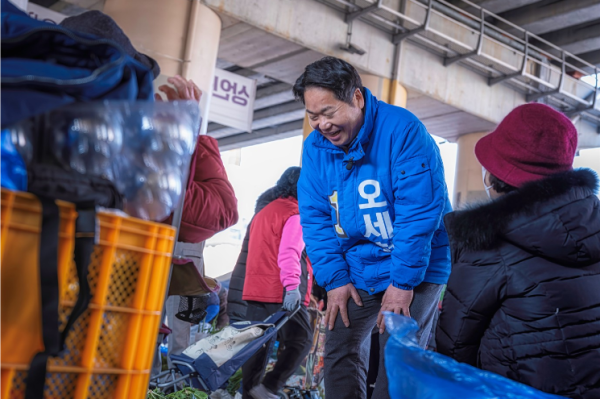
[278,215,304,290]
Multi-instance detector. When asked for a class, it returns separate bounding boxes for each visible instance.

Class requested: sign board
[27,3,66,24]
[208,68,257,132]
[10,0,27,12]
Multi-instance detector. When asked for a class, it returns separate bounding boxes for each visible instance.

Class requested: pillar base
[454,132,488,208]
[361,74,407,107]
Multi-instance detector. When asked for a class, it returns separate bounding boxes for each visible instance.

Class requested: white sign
[208,68,257,132]
[10,0,27,12]
[27,3,66,24]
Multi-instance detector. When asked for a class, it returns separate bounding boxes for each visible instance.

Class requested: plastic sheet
[48,101,200,221]
[384,313,562,399]
[0,128,28,190]
[5,100,201,221]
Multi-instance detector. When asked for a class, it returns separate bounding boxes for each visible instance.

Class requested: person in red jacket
[155,75,239,366]
[240,167,313,399]
[158,75,238,243]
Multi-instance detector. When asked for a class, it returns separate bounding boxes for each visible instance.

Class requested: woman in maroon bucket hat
[476,102,578,193]
[437,103,600,398]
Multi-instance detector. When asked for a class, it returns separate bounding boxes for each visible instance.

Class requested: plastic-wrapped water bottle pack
[5,101,201,222]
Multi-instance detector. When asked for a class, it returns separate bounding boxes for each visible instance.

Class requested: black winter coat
[227,223,251,323]
[437,169,600,399]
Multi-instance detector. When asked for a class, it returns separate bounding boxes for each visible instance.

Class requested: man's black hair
[293,57,363,105]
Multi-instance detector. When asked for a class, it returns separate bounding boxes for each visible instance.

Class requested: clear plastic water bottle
[119,105,194,221]
[48,101,200,222]
[5,120,33,165]
[51,110,123,181]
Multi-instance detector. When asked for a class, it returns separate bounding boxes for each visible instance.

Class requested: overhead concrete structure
[204,7,502,147]
[24,0,600,209]
[200,0,600,151]
[489,0,600,36]
[27,0,600,152]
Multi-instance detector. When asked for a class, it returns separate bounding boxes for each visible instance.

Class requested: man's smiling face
[304,86,365,148]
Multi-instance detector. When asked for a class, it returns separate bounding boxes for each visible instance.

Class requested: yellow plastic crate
[1,189,176,399]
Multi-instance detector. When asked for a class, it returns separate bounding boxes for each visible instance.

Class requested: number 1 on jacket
[329,190,348,238]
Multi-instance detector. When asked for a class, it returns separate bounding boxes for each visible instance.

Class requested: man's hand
[155,75,202,103]
[325,283,363,330]
[377,285,413,334]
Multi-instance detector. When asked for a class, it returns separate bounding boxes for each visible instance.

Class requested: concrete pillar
[302,113,312,140]
[300,113,312,165]
[361,74,407,107]
[103,0,221,135]
[453,132,487,208]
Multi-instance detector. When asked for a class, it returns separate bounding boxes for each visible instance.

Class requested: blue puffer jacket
[298,88,451,294]
[1,0,154,128]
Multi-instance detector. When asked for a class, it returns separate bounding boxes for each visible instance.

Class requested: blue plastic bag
[384,313,562,399]
[205,291,220,323]
[1,129,27,191]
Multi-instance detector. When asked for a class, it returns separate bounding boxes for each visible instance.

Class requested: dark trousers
[242,302,312,398]
[324,283,443,399]
[367,331,380,399]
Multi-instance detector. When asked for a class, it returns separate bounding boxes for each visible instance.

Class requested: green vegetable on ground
[226,368,243,396]
[147,387,209,399]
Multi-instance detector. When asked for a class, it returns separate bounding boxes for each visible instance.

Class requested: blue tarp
[384,313,562,399]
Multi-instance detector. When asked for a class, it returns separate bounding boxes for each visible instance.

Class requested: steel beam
[537,20,600,56]
[392,0,432,44]
[217,120,304,151]
[208,101,305,138]
[496,0,600,35]
[444,6,485,66]
[526,52,566,102]
[344,0,383,23]
[458,0,540,15]
[253,83,295,110]
[489,32,529,86]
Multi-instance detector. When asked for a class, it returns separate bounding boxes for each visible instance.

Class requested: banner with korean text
[208,68,257,132]
[27,3,66,24]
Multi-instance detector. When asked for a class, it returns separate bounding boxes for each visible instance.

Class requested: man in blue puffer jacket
[294,57,451,398]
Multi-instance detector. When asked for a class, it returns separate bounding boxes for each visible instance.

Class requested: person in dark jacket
[227,222,252,323]
[437,103,600,399]
[231,167,313,399]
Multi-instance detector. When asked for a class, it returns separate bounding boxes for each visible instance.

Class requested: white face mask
[482,167,493,199]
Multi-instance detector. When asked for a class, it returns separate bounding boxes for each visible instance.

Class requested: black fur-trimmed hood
[445,169,600,263]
